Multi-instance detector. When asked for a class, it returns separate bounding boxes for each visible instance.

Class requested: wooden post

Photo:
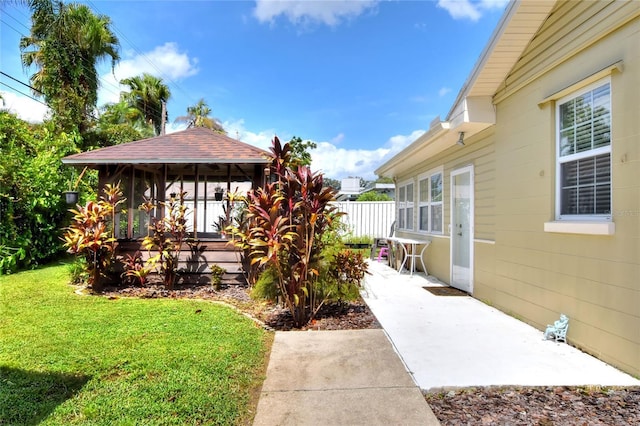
[193,164,199,239]
[127,166,134,239]
[226,164,231,223]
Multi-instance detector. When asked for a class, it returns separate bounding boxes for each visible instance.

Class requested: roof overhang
[61,158,270,166]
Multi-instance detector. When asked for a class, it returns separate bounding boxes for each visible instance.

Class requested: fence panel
[331,201,395,238]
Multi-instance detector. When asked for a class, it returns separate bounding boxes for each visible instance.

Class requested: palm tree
[120,73,171,136]
[174,98,226,134]
[20,0,120,133]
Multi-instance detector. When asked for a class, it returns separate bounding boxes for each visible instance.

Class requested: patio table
[387,237,430,276]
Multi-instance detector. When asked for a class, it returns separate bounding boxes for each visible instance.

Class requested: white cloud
[223,118,276,151]
[222,118,424,180]
[438,87,451,97]
[437,0,509,21]
[310,141,388,180]
[386,129,425,154]
[0,91,50,123]
[253,0,379,27]
[98,42,199,105]
[309,129,425,180]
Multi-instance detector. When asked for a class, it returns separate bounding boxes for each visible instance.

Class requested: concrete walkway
[253,329,440,425]
[362,260,640,391]
[252,261,639,425]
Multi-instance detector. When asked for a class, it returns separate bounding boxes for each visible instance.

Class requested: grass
[0,263,272,425]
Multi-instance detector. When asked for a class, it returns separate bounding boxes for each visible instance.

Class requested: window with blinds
[557,79,611,219]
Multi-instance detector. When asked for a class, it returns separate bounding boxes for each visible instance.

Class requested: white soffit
[467,1,556,98]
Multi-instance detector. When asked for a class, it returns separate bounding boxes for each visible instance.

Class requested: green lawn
[0,263,271,425]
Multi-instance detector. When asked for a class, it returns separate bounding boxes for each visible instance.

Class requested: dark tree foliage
[20,0,120,136]
[288,136,317,169]
[0,112,79,273]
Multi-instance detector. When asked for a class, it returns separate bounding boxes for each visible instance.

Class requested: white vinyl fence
[332,201,395,238]
[180,200,396,238]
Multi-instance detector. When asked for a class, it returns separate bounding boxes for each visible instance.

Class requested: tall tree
[84,100,154,147]
[20,0,120,134]
[119,73,171,136]
[175,98,225,134]
[288,136,317,169]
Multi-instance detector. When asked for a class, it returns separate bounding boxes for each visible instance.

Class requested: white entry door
[450,166,474,293]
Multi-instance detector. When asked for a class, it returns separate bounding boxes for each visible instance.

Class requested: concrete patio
[362,260,640,391]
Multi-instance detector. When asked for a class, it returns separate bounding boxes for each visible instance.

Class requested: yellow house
[376,0,639,377]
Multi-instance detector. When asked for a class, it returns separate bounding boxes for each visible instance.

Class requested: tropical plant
[210,264,226,290]
[120,73,171,136]
[142,191,189,289]
[0,112,80,274]
[228,137,341,327]
[62,182,124,291]
[175,98,225,134]
[85,100,154,147]
[121,251,151,287]
[323,249,368,303]
[20,0,120,134]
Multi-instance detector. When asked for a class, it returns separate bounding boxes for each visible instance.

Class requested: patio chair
[370,221,395,262]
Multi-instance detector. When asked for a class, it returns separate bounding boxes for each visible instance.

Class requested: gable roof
[376,0,556,178]
[62,127,271,166]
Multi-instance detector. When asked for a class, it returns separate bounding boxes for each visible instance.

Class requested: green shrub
[210,264,226,290]
[0,113,81,273]
[356,191,391,201]
[251,266,280,301]
[67,257,88,285]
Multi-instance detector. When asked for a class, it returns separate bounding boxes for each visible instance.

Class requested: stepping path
[253,329,440,425]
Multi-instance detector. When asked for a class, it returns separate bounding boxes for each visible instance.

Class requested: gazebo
[62,127,271,279]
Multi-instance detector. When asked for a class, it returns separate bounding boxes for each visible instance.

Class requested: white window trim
[554,77,612,223]
[397,179,415,231]
[417,167,444,235]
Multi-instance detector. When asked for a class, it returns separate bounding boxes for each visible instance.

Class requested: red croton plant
[62,183,123,291]
[229,137,344,327]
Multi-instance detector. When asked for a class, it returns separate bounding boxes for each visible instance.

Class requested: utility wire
[4,2,193,120]
[87,0,199,110]
[0,70,43,95]
[0,81,48,107]
[2,9,30,31]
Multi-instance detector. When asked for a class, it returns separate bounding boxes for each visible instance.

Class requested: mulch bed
[99,279,639,424]
[424,386,640,425]
[100,279,380,331]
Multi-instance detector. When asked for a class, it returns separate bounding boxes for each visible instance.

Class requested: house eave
[376,105,495,179]
[61,158,271,166]
[376,119,449,178]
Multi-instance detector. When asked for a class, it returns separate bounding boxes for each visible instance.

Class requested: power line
[87,0,199,111]
[0,81,48,107]
[0,70,43,95]
[2,6,135,108]
[0,17,26,35]
[3,2,195,121]
[2,10,30,32]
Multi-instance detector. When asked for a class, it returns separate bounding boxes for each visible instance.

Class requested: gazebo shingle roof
[62,127,271,165]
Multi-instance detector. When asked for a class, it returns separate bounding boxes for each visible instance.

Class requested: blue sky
[0,0,508,179]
